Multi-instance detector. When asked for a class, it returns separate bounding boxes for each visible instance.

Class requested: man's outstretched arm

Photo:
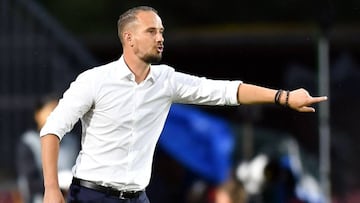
[237,83,328,112]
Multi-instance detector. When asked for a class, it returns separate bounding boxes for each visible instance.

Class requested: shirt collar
[116,55,155,83]
[116,56,133,80]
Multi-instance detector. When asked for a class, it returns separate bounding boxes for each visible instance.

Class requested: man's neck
[123,54,150,84]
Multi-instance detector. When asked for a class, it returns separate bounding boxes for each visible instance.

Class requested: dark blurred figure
[147,147,199,203]
[262,157,306,203]
[15,94,80,203]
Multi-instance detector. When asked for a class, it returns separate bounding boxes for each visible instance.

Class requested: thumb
[299,106,316,112]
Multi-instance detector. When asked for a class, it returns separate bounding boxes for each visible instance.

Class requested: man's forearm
[237,83,277,105]
[41,134,61,190]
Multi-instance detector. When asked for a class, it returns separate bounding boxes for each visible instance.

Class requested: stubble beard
[142,53,162,64]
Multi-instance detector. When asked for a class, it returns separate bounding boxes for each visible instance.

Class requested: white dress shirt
[40,56,241,191]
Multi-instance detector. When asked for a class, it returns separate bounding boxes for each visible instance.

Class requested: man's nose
[156,32,164,42]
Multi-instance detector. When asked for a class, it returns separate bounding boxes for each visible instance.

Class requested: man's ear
[124,32,133,46]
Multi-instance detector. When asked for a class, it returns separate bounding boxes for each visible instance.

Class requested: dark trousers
[67,183,150,203]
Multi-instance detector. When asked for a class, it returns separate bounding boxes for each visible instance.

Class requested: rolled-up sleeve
[225,80,242,105]
[170,71,242,106]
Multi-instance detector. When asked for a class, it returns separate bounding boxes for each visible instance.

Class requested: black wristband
[274,89,283,105]
[285,90,290,107]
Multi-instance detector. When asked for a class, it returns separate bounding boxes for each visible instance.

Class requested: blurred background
[0,0,360,202]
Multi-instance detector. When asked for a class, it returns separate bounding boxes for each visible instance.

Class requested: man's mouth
[157,45,164,53]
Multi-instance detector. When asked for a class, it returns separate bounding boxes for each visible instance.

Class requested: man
[40,6,327,203]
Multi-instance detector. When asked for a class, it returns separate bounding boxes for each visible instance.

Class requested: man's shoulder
[149,64,176,82]
[78,60,116,78]
[151,63,175,74]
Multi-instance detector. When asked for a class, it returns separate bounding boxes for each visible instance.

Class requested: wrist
[44,179,60,190]
[275,89,290,107]
[284,90,290,107]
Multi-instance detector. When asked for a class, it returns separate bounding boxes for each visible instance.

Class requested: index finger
[309,96,328,104]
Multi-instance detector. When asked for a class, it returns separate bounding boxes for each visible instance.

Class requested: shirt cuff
[39,125,63,140]
[226,80,242,105]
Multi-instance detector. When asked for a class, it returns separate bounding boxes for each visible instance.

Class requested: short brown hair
[117,6,158,44]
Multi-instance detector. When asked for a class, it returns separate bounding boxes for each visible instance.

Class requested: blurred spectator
[15,94,80,203]
[262,156,305,203]
[236,136,325,203]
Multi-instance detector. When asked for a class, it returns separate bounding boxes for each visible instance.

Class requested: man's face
[130,11,164,64]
